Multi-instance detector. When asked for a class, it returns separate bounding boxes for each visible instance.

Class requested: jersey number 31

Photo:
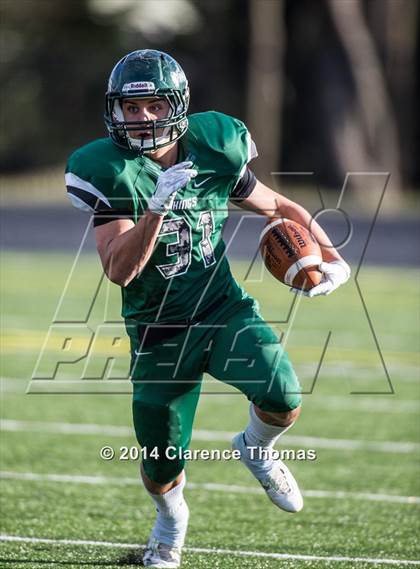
[156,211,216,279]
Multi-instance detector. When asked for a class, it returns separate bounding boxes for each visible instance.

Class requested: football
[259,218,323,290]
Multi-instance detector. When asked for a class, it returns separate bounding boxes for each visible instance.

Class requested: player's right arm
[95,160,197,286]
[66,158,197,287]
[95,213,164,287]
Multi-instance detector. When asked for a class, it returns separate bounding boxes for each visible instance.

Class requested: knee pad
[132,398,189,485]
[252,391,302,413]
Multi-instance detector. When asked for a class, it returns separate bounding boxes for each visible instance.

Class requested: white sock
[244,404,294,449]
[146,472,189,548]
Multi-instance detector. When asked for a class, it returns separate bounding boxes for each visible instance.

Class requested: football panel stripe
[284,255,322,286]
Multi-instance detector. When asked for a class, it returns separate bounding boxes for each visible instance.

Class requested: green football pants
[129,296,301,484]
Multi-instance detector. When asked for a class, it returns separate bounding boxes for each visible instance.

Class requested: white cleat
[143,537,182,568]
[232,432,303,513]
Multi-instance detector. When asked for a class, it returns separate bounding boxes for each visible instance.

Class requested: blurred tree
[246,0,284,184]
[0,0,418,195]
[282,0,351,186]
[89,0,201,41]
[0,0,122,171]
[367,0,419,185]
[0,0,247,173]
[282,0,418,195]
[327,0,403,200]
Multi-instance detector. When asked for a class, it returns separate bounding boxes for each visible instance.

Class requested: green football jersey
[65,111,257,322]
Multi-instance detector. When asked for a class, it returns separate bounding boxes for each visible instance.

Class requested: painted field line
[1,419,132,437]
[4,379,419,415]
[4,328,419,359]
[1,471,419,505]
[1,419,418,454]
[193,429,419,454]
[0,535,419,566]
[3,380,419,416]
[299,395,419,414]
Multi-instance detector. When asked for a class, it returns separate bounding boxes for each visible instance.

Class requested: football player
[65,50,350,568]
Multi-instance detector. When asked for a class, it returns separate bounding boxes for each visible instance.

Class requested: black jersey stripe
[66,186,111,211]
[230,167,257,202]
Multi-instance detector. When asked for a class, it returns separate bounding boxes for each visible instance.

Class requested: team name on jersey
[172,196,198,210]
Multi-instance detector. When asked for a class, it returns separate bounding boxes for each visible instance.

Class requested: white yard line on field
[0,535,419,566]
[1,470,419,505]
[294,361,419,383]
[192,429,419,453]
[1,418,418,454]
[299,393,420,413]
[1,419,132,436]
[2,376,419,411]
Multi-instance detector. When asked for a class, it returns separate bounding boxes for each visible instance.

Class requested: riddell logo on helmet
[122,81,155,92]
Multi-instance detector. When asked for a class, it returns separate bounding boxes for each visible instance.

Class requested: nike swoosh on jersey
[133,350,153,356]
[192,176,212,188]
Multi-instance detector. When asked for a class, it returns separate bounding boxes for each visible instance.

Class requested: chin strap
[128,130,173,153]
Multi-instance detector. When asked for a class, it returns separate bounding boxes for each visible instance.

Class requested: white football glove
[291,259,351,297]
[148,161,197,216]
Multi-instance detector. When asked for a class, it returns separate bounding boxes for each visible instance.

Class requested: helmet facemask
[105,89,189,154]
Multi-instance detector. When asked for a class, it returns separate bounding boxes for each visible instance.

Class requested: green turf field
[1,251,419,568]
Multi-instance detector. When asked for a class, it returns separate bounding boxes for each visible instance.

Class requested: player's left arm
[236,176,351,296]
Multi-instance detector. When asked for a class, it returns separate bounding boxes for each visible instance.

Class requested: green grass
[1,251,419,568]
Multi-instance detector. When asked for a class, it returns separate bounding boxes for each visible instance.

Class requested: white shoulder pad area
[248,135,258,162]
[238,132,258,179]
[67,192,94,213]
